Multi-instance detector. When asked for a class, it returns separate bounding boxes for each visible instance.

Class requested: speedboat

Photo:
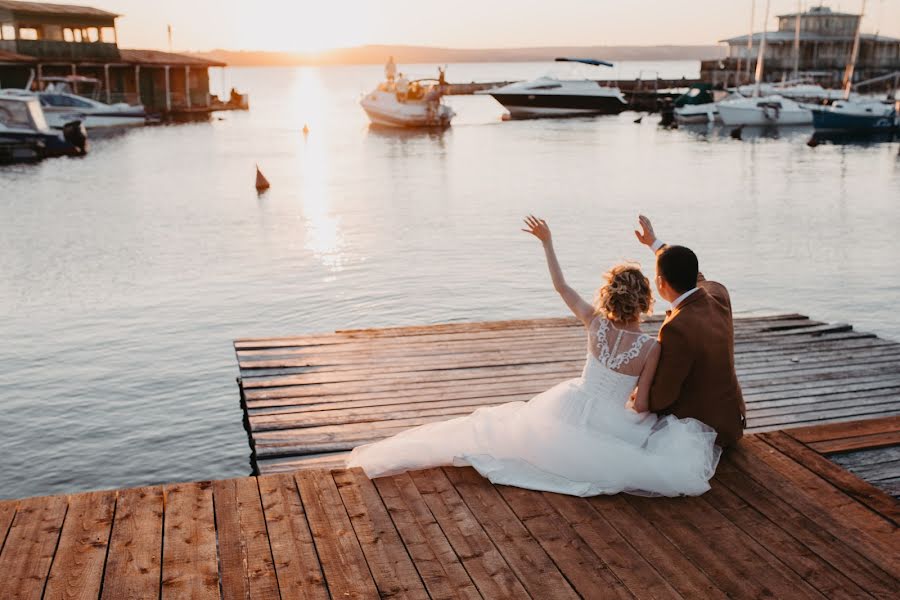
[479,58,627,118]
[673,84,735,125]
[9,76,148,129]
[810,98,898,132]
[716,95,812,126]
[0,92,87,163]
[360,79,455,128]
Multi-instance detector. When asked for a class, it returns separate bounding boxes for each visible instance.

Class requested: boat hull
[718,104,811,126]
[45,110,147,130]
[674,104,718,124]
[488,93,627,117]
[811,108,898,132]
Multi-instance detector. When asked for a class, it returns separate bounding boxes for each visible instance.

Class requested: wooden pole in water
[753,0,771,97]
[842,0,866,100]
[255,165,270,191]
[744,0,756,85]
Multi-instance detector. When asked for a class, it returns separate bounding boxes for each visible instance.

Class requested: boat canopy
[554,58,614,68]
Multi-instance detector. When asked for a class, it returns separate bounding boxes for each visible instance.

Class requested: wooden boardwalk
[1,421,898,599]
[234,313,900,474]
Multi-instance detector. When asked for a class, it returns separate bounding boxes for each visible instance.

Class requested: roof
[722,31,900,44]
[0,49,36,63]
[0,1,118,18]
[119,48,226,67]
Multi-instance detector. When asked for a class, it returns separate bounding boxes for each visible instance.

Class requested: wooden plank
[0,494,68,600]
[161,482,220,600]
[294,470,380,599]
[333,468,428,599]
[625,494,825,599]
[256,473,328,599]
[499,484,656,599]
[373,474,481,600]
[44,491,116,600]
[211,478,280,600]
[0,499,17,554]
[728,438,899,575]
[810,432,900,454]
[787,416,900,444]
[702,479,870,599]
[715,459,899,597]
[408,468,529,598]
[761,432,900,526]
[585,495,726,598]
[442,467,580,599]
[100,486,163,600]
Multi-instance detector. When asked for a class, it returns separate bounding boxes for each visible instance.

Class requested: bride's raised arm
[522,215,595,326]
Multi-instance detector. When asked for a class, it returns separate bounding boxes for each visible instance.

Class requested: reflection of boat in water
[480,58,627,118]
[810,99,898,132]
[0,92,87,163]
[361,79,455,128]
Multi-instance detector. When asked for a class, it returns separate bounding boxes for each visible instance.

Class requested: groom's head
[656,245,698,303]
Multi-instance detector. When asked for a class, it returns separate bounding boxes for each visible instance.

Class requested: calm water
[2,62,899,499]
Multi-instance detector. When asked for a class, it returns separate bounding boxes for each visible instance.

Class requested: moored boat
[810,99,898,131]
[480,58,627,118]
[0,92,87,163]
[717,94,813,126]
[11,76,149,130]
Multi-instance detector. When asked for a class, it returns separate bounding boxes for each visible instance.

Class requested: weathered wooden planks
[1,431,899,598]
[233,314,900,473]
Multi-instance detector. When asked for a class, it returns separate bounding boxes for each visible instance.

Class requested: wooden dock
[1,421,897,598]
[234,313,900,475]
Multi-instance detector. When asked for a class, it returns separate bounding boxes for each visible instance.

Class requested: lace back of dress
[591,316,653,376]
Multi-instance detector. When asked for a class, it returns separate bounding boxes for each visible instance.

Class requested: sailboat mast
[842,0,867,100]
[753,0,771,97]
[792,0,802,80]
[744,0,756,84]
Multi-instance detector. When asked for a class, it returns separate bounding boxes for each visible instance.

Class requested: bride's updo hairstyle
[594,264,654,323]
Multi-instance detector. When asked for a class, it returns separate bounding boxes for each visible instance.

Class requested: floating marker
[302,123,310,135]
[255,164,270,191]
[633,115,643,124]
[730,125,744,140]
[807,136,820,148]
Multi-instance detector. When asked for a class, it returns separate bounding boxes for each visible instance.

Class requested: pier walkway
[235,314,900,475]
[1,421,897,598]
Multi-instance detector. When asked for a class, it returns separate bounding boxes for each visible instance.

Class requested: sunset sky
[40,0,900,53]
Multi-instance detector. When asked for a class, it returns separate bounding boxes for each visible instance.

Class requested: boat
[360,79,455,128]
[717,94,812,126]
[810,99,898,132]
[479,58,627,118]
[11,75,149,129]
[673,84,737,124]
[0,92,87,163]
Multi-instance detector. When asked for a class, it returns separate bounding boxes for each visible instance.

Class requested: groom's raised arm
[649,324,694,412]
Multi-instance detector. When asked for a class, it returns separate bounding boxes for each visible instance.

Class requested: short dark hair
[657,245,698,294]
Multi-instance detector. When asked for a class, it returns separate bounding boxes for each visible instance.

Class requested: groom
[634,215,745,447]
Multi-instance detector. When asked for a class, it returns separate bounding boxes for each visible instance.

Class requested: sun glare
[243,3,375,53]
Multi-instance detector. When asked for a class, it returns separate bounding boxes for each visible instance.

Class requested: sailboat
[716,0,813,127]
[809,0,898,132]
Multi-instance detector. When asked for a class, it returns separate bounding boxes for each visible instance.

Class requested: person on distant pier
[385,55,397,83]
[347,215,726,498]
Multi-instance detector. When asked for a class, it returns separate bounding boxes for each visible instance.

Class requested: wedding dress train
[347,316,722,497]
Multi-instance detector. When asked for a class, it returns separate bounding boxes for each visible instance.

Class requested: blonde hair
[594,263,654,323]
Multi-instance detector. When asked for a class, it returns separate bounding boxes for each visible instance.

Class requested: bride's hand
[522,215,551,243]
[634,214,658,248]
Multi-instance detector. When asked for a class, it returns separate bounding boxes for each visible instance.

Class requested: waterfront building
[701,6,900,89]
[0,0,225,114]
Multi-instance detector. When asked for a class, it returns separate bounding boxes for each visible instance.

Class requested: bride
[347,216,721,497]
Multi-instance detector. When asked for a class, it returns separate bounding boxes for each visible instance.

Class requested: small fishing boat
[810,99,898,132]
[360,79,455,128]
[480,58,627,118]
[0,92,87,163]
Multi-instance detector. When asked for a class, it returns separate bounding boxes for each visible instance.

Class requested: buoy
[302,123,310,135]
[806,135,820,148]
[730,125,744,140]
[633,115,643,124]
[255,164,270,191]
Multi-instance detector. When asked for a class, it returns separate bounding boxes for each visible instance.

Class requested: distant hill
[189,45,726,67]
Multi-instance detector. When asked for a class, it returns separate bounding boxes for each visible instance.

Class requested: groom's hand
[634,215,657,248]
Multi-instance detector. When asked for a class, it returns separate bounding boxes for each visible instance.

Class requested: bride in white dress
[347,216,721,497]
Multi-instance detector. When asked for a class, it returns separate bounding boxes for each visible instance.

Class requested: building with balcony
[701,6,900,89]
[0,0,226,113]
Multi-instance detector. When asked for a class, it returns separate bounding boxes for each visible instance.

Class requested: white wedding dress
[347,316,722,497]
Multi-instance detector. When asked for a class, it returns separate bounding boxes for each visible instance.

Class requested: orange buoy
[302,123,310,135]
[255,164,270,191]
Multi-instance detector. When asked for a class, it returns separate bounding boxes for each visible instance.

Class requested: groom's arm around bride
[634,216,746,447]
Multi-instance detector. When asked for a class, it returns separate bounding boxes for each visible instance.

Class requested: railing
[12,40,120,60]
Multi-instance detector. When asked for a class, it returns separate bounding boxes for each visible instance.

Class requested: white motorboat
[9,75,148,129]
[673,84,733,124]
[717,95,812,126]
[360,79,455,128]
[0,92,87,162]
[479,58,627,118]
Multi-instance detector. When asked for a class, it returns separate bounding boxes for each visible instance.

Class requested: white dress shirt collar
[672,287,700,309]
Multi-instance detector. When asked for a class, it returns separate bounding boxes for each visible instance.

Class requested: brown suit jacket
[648,277,745,447]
